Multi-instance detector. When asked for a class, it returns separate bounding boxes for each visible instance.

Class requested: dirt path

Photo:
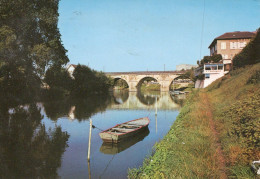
[202,93,228,179]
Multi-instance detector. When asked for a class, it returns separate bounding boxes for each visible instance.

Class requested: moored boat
[100,128,150,154]
[99,117,150,143]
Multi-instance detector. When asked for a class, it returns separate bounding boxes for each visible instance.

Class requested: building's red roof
[209,31,256,48]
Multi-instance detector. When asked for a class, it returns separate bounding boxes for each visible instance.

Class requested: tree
[198,54,222,66]
[233,28,260,68]
[71,64,112,97]
[44,65,73,91]
[0,0,69,101]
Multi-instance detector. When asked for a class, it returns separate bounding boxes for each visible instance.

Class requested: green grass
[140,84,160,91]
[129,91,224,178]
[128,63,260,178]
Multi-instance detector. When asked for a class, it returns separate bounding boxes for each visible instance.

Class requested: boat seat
[120,124,140,128]
[107,130,125,134]
[112,128,134,131]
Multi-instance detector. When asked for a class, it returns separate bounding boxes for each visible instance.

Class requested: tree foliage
[0,0,68,101]
[233,28,260,68]
[71,65,112,97]
[45,66,73,91]
[198,54,223,66]
[176,69,196,81]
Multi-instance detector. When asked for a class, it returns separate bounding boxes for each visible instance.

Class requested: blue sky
[58,0,260,72]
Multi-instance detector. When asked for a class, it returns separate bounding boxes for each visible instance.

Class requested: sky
[58,0,260,72]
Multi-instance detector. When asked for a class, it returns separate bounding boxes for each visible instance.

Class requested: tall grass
[208,63,260,178]
[129,91,226,178]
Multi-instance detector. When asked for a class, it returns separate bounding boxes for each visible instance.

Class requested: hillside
[128,63,260,178]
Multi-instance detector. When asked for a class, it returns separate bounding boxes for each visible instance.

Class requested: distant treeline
[44,64,112,98]
[0,0,112,106]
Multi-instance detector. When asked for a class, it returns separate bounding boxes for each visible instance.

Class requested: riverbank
[140,84,160,92]
[128,63,260,178]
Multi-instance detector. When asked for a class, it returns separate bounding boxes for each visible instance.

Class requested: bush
[44,66,73,91]
[233,29,260,68]
[71,64,112,97]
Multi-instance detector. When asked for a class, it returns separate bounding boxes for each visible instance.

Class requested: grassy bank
[128,63,260,178]
[140,84,160,91]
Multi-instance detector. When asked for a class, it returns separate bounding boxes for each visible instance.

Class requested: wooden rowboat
[99,117,150,143]
[100,128,150,154]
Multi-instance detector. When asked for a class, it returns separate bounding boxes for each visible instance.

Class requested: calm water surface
[0,91,185,179]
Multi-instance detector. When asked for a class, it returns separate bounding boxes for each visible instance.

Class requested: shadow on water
[0,103,70,179]
[100,128,150,155]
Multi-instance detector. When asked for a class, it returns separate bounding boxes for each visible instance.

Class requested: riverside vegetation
[129,63,260,179]
[0,0,112,107]
[129,30,260,178]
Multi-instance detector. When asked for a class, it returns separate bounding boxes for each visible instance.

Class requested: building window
[230,42,238,49]
[221,42,226,49]
[238,42,247,49]
[205,74,210,78]
[222,54,228,59]
[225,54,228,59]
[218,64,223,70]
[211,65,217,70]
[205,65,211,70]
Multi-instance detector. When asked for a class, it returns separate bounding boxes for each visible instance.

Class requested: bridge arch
[112,77,129,90]
[169,75,193,91]
[169,76,180,91]
[136,76,161,91]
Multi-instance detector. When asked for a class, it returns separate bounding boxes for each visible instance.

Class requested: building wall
[67,66,75,77]
[210,38,251,59]
[203,72,226,88]
[176,64,197,71]
[195,80,204,88]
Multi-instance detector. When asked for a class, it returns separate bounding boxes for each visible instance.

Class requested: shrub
[233,28,260,68]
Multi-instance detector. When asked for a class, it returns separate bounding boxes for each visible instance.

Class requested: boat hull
[99,117,150,143]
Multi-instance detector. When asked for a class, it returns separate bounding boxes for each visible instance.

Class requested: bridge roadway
[105,71,184,92]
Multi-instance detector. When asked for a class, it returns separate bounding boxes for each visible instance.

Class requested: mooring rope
[92,124,104,131]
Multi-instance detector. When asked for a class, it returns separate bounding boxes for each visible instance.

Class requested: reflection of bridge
[106,71,184,91]
[108,92,180,111]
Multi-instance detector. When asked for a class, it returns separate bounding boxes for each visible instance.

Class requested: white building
[67,64,77,77]
[195,30,255,88]
[176,64,197,71]
[195,63,229,88]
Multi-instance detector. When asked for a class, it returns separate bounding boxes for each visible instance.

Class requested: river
[0,91,185,179]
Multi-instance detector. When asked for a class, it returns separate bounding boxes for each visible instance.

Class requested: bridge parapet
[105,71,184,75]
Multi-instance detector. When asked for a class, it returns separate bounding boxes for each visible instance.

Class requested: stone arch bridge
[105,71,184,91]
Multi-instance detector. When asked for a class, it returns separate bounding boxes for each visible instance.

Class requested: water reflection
[137,91,157,106]
[100,128,150,155]
[42,91,182,123]
[43,94,111,121]
[112,90,129,104]
[0,104,69,178]
[109,91,181,111]
[0,91,185,178]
